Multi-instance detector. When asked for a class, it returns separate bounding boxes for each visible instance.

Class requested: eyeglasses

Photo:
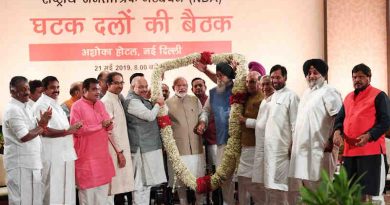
[112,81,125,85]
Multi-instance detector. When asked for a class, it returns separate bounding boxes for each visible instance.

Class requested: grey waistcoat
[123,92,162,153]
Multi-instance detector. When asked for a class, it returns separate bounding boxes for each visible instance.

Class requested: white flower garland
[151,53,247,190]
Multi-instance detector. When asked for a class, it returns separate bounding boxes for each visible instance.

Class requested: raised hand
[193,59,207,73]
[38,107,52,128]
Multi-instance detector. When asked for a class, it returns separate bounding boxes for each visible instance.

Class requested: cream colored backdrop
[327,0,388,97]
[0,0,326,122]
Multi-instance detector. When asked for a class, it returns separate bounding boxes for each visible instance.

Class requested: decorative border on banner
[29,41,231,61]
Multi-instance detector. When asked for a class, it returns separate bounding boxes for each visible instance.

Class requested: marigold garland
[151,52,247,191]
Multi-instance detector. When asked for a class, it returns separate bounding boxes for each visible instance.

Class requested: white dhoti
[7,168,43,205]
[42,160,76,205]
[206,144,217,166]
[78,184,108,205]
[168,154,206,205]
[216,144,235,205]
[132,148,167,205]
[237,147,265,204]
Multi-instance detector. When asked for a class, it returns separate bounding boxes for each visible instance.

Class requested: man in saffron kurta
[101,72,134,205]
[70,78,115,205]
[333,64,390,200]
[61,81,82,119]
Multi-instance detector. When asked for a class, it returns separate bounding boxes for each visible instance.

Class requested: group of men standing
[2,57,390,205]
[193,59,390,205]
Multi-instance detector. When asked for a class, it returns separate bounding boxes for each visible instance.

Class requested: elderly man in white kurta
[3,76,52,205]
[264,65,299,205]
[101,72,134,205]
[33,76,82,205]
[244,75,274,204]
[289,59,342,201]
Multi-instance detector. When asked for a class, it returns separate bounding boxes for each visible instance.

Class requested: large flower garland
[151,52,247,191]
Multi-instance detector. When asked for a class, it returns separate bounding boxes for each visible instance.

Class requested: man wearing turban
[194,62,236,205]
[289,59,343,203]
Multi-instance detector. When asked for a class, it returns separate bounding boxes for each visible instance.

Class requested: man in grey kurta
[123,76,166,205]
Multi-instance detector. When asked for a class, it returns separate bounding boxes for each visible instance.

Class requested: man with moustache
[123,76,167,205]
[28,80,44,107]
[194,62,236,205]
[191,77,217,166]
[32,76,83,205]
[97,71,110,98]
[61,81,83,119]
[333,64,390,202]
[244,75,274,204]
[70,78,116,205]
[3,76,51,205]
[263,65,299,205]
[162,83,170,100]
[166,77,205,205]
[289,59,343,203]
[237,71,265,205]
[101,72,134,205]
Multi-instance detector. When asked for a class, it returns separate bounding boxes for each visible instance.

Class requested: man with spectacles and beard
[166,77,205,205]
[101,72,134,205]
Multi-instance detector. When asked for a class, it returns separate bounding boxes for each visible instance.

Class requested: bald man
[97,71,110,98]
[123,76,167,205]
[238,71,265,205]
[61,81,82,119]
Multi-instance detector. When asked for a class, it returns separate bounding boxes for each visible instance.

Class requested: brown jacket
[241,92,263,147]
[167,95,203,155]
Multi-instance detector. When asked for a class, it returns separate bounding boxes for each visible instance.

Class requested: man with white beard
[194,62,236,205]
[166,77,205,205]
[288,59,342,204]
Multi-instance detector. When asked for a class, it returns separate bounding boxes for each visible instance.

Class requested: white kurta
[33,94,78,205]
[3,98,43,205]
[263,87,299,191]
[101,91,134,195]
[289,83,342,181]
[246,95,273,183]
